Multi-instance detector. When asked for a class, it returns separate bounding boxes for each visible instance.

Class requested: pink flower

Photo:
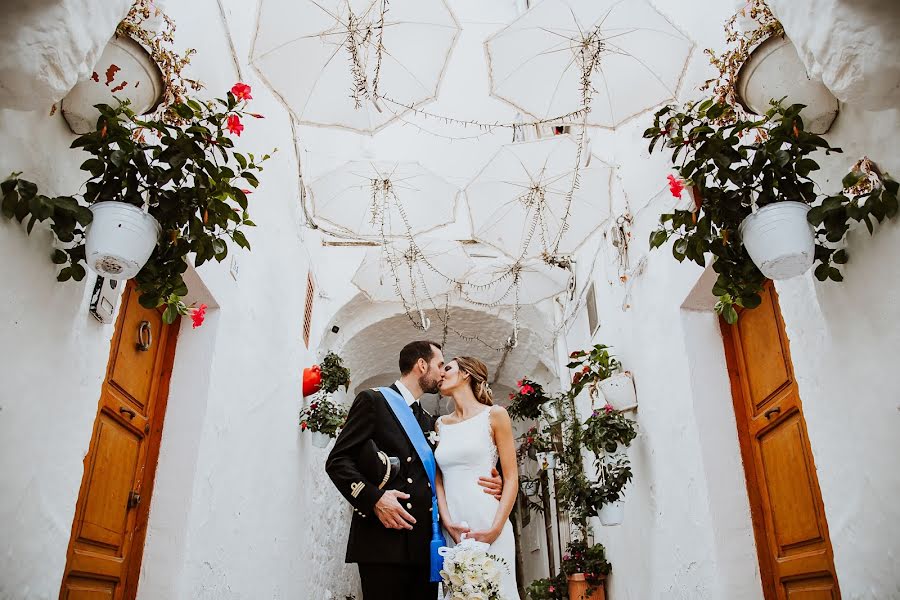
[240,188,253,195]
[604,403,614,414]
[191,303,207,329]
[667,173,685,199]
[521,385,534,395]
[227,114,244,136]
[231,82,252,101]
[548,586,555,593]
[516,380,523,387]
[248,113,265,119]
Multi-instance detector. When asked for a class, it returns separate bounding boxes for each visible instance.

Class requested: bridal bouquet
[438,538,505,600]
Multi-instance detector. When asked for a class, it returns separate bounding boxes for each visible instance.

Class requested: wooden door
[59,282,179,600]
[722,282,840,599]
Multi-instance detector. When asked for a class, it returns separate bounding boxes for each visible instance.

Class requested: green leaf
[1,188,18,219]
[162,304,178,324]
[649,229,668,249]
[57,266,72,282]
[832,249,849,264]
[71,263,86,281]
[232,229,250,250]
[841,171,863,189]
[814,263,830,281]
[51,249,69,264]
[723,304,738,324]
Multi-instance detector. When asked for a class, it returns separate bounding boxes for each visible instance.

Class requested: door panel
[722,282,840,600]
[60,283,179,600]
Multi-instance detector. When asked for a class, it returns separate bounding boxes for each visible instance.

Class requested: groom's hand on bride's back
[374,490,417,530]
[478,467,503,501]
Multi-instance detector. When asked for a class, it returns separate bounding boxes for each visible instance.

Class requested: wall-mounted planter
[598,500,624,526]
[736,35,839,135]
[567,574,606,600]
[598,371,637,412]
[536,451,557,470]
[85,201,160,280]
[311,431,332,448]
[61,34,164,134]
[739,201,815,280]
[302,365,322,397]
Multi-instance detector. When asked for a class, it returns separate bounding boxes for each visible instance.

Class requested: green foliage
[516,424,553,462]
[1,89,273,318]
[581,408,638,456]
[299,394,348,437]
[643,99,897,323]
[507,378,551,421]
[566,344,622,398]
[561,538,611,589]
[525,573,568,600]
[319,352,351,394]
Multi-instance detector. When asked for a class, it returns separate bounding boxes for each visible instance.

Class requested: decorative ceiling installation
[466,136,614,259]
[307,160,459,238]
[250,0,460,134]
[485,0,694,128]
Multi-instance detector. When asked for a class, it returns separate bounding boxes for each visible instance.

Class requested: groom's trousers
[357,563,439,600]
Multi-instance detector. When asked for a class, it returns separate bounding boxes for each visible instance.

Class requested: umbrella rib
[602,38,676,92]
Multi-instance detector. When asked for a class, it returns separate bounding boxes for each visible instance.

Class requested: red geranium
[520,384,535,395]
[191,303,207,329]
[231,82,252,101]
[667,173,685,199]
[227,114,244,136]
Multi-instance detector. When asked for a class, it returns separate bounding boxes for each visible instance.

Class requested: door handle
[136,321,152,351]
[764,407,782,420]
[119,406,136,419]
[127,490,141,509]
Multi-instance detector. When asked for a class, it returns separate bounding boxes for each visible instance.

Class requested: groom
[326,340,503,600]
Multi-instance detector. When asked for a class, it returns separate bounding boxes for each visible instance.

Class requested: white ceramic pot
[598,372,637,411]
[598,500,624,526]
[311,431,332,448]
[536,452,556,470]
[739,201,815,280]
[85,202,160,280]
[62,34,165,134]
[736,35,839,135]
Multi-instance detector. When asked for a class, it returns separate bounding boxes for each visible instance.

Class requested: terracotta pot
[302,365,322,397]
[567,574,606,600]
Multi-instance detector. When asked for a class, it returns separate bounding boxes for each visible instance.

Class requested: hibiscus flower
[227,114,244,136]
[190,303,207,329]
[231,82,252,101]
[667,173,685,199]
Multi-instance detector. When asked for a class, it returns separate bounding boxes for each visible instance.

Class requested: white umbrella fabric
[461,256,571,306]
[466,136,614,259]
[250,0,460,134]
[352,238,474,302]
[308,160,459,238]
[485,0,693,128]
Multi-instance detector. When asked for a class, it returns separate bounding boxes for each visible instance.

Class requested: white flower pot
[536,452,556,470]
[736,35,839,135]
[311,431,332,448]
[85,202,161,280]
[62,34,165,135]
[739,201,815,280]
[598,500,624,526]
[598,372,637,411]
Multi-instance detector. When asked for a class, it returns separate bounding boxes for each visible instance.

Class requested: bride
[434,356,520,600]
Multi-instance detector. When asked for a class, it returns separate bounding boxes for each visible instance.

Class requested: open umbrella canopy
[352,238,474,302]
[485,0,693,128]
[308,160,459,238]
[466,136,614,259]
[461,255,571,306]
[250,0,460,134]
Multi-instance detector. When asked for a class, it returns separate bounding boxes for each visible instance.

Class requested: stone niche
[0,0,133,111]
[768,0,900,111]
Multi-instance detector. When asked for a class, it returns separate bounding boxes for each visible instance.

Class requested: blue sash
[378,387,446,582]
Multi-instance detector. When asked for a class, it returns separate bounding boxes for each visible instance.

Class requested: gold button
[407,478,413,484]
[407,457,412,463]
[406,503,412,509]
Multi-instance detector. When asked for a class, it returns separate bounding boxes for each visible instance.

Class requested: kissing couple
[326,340,520,599]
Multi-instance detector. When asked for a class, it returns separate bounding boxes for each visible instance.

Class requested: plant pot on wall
[310,431,332,448]
[598,500,624,526]
[302,365,322,397]
[61,34,165,135]
[598,372,637,411]
[739,201,815,280]
[736,35,839,135]
[85,202,160,280]
[567,574,606,600]
[536,451,557,470]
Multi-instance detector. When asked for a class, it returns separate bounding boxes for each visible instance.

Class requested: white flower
[427,431,440,444]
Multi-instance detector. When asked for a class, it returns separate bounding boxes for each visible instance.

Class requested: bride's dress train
[435,409,520,600]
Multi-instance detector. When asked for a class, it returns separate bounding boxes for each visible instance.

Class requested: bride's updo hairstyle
[454,356,493,406]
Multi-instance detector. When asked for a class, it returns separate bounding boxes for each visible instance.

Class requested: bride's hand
[467,527,501,545]
[444,521,470,544]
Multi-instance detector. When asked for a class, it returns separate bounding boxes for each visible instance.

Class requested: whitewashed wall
[558,0,900,598]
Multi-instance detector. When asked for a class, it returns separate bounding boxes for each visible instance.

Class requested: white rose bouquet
[438,538,506,600]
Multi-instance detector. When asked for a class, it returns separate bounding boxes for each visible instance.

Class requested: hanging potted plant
[567,344,637,410]
[561,539,611,600]
[62,0,202,134]
[300,395,348,448]
[580,404,637,458]
[643,99,898,323]
[594,455,633,527]
[703,0,838,134]
[319,351,351,403]
[1,82,271,322]
[302,364,323,397]
[516,424,554,468]
[507,378,552,421]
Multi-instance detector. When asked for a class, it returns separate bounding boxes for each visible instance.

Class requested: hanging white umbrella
[308,160,459,238]
[466,136,614,259]
[461,255,571,306]
[485,0,693,128]
[250,0,460,134]
[352,238,474,302]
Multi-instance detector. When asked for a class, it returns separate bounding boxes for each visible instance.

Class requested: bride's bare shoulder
[487,405,511,426]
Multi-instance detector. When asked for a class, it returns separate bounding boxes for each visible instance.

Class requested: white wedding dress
[435,409,520,600]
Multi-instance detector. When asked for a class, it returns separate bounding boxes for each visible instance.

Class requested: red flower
[517,380,523,387]
[310,403,318,411]
[301,421,308,430]
[667,173,685,199]
[248,113,265,119]
[569,351,579,358]
[508,392,515,400]
[231,82,252,101]
[520,385,534,395]
[573,372,582,384]
[227,114,244,136]
[190,303,207,329]
[240,188,253,195]
[582,365,590,373]
[604,403,614,414]
[526,437,534,444]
